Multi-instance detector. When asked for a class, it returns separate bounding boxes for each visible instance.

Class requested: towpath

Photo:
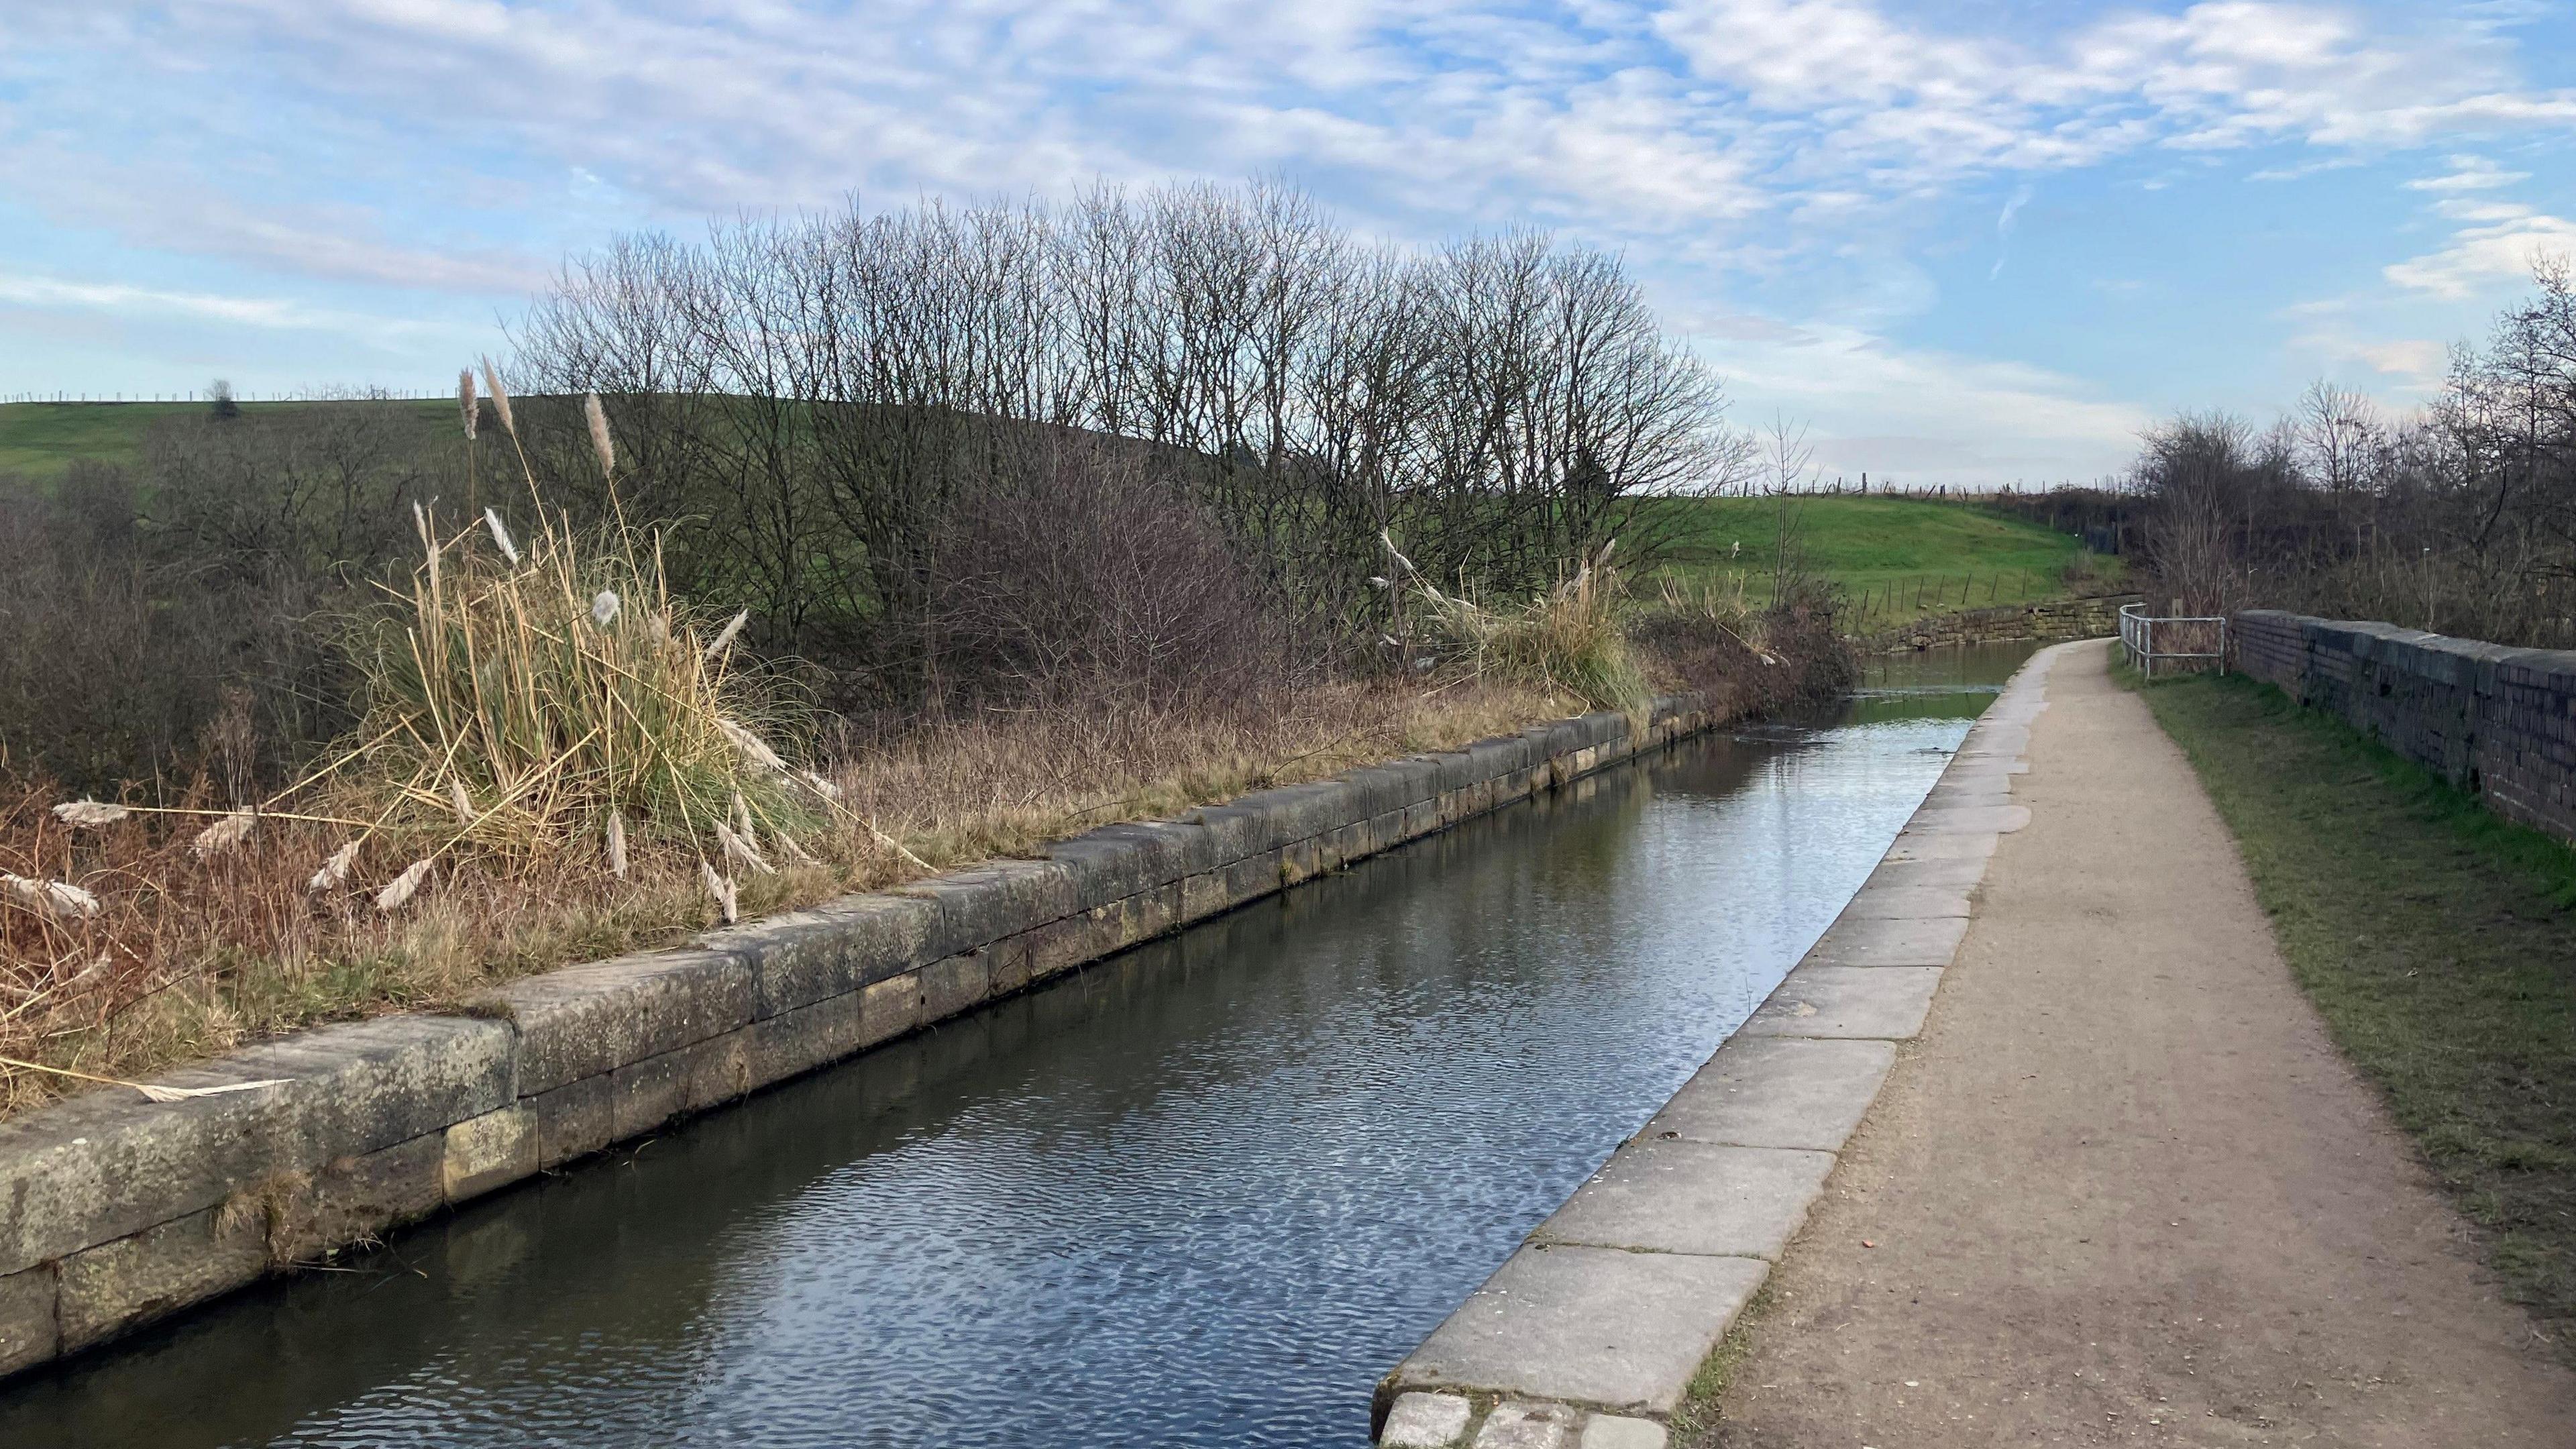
[1707,638,2576,1446]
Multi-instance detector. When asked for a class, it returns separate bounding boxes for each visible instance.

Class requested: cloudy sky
[4,0,2572,483]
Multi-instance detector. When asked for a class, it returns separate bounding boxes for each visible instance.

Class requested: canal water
[5,644,2034,1449]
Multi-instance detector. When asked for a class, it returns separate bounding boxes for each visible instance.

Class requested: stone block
[269,1132,446,1263]
[1580,1415,1667,1449]
[1118,883,1182,947]
[1219,848,1284,908]
[1805,913,1968,967]
[1320,820,1371,871]
[896,859,1079,959]
[1739,967,1944,1040]
[860,971,926,1048]
[1908,803,2030,835]
[682,1026,756,1113]
[608,1049,690,1140]
[1833,884,1972,921]
[479,948,751,1097]
[1535,1140,1835,1260]
[1882,829,1999,863]
[1381,1391,1472,1447]
[751,989,867,1087]
[1190,801,1279,863]
[56,1204,268,1352]
[0,1013,511,1278]
[1400,799,1442,841]
[920,951,993,1023]
[1281,836,1323,886]
[1646,1036,1896,1152]
[0,1265,59,1377]
[1861,855,1987,893]
[441,1104,538,1203]
[1180,869,1232,924]
[706,893,938,1019]
[1477,1401,1578,1449]
[1389,1246,1766,1417]
[527,1073,617,1169]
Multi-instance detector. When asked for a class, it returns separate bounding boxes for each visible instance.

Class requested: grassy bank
[2127,667,2576,1356]
[1646,494,2116,631]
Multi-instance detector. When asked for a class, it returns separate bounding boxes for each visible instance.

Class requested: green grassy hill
[1646,493,2117,630]
[0,399,451,482]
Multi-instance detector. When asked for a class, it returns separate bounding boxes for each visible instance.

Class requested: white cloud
[0,268,447,346]
[2355,339,2447,378]
[1711,318,2155,482]
[2405,154,2531,193]
[2385,209,2576,299]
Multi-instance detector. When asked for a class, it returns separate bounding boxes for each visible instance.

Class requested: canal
[3,645,2032,1448]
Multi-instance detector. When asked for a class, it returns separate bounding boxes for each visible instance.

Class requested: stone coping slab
[0,696,1712,1381]
[1376,640,2083,1446]
[1805,912,1970,965]
[1735,966,1946,1039]
[1533,1140,1835,1260]
[1642,1037,1897,1152]
[1385,1245,1769,1417]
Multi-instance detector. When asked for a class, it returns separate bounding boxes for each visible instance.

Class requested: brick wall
[2233,610,2576,845]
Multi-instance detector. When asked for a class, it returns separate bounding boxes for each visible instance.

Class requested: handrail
[2119,602,2227,680]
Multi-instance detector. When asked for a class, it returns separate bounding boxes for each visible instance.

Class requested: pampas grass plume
[449,777,476,827]
[606,808,629,878]
[3,873,100,920]
[309,840,360,893]
[191,809,256,859]
[716,716,786,773]
[374,858,433,913]
[584,391,615,478]
[704,610,747,661]
[478,356,516,437]
[484,507,519,565]
[700,857,739,924]
[52,800,130,828]
[716,820,773,875]
[458,368,478,441]
[590,590,621,629]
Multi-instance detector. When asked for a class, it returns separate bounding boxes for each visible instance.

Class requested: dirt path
[1706,639,2576,1448]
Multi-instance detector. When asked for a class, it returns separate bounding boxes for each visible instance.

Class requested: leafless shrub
[926,429,1288,712]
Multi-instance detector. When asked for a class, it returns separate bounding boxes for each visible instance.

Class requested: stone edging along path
[0,697,1721,1382]
[1373,643,2063,1449]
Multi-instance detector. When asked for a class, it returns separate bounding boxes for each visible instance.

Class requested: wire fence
[1841,570,2067,631]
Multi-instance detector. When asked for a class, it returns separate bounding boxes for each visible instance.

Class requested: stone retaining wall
[2234,610,2576,845]
[1373,645,2065,1449]
[1860,592,2137,654]
[0,699,1713,1382]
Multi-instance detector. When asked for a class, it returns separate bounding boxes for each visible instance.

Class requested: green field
[1646,493,2113,630]
[0,398,451,482]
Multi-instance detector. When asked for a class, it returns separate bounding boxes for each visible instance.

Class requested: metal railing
[2119,602,2228,680]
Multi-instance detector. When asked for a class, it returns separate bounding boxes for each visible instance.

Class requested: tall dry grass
[0,674,1558,1116]
[1397,537,1655,716]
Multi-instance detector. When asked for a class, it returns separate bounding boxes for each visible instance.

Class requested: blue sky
[3,0,2572,484]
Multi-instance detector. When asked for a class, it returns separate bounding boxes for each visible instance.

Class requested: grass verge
[1667,1281,1778,1446]
[2125,666,2576,1358]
